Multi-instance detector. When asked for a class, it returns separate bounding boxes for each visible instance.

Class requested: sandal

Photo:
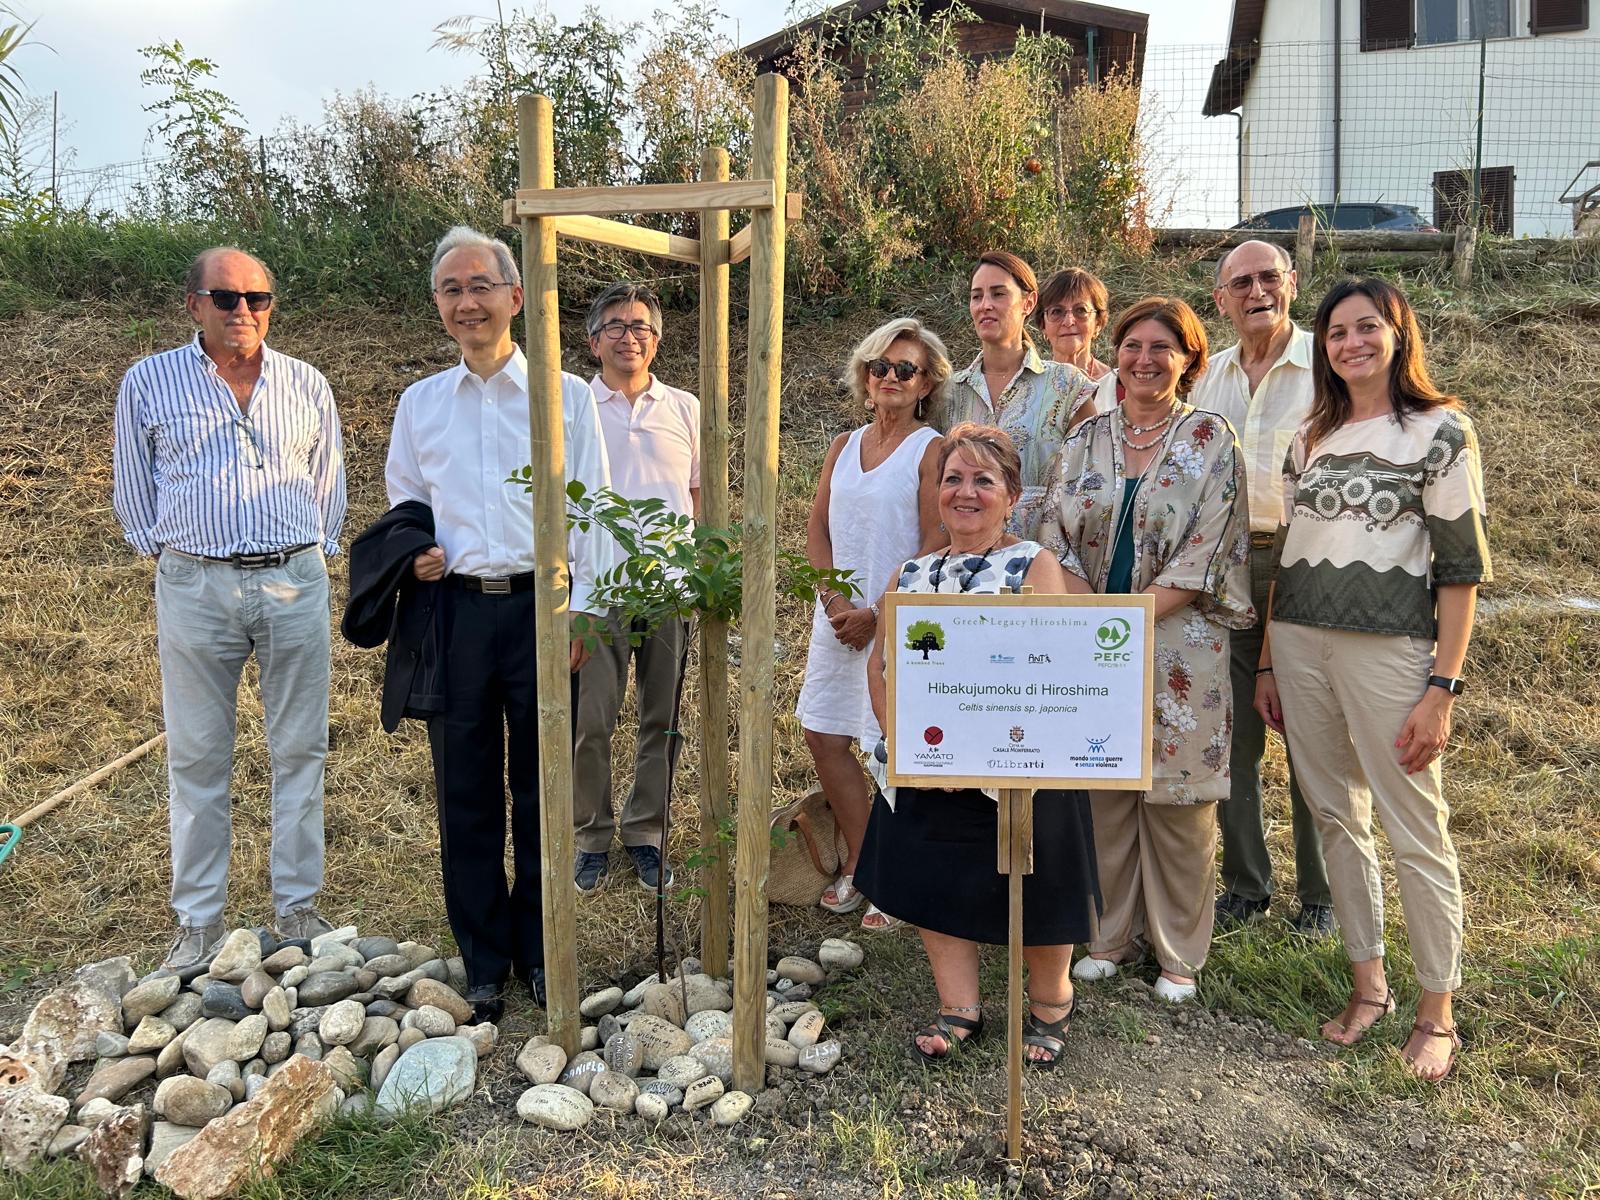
[1321,988,1395,1046]
[912,1008,984,1062]
[1401,1019,1463,1082]
[861,902,905,932]
[1022,995,1075,1069]
[820,873,865,914]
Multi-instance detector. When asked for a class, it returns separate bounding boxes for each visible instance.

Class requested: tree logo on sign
[1095,618,1131,651]
[905,619,945,660]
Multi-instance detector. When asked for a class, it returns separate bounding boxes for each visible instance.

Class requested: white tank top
[826,423,941,607]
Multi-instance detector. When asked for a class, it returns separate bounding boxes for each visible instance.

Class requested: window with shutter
[1432,167,1515,234]
[1531,0,1589,33]
[1361,0,1414,48]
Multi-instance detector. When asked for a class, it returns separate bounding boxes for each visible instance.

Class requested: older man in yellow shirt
[1190,239,1333,937]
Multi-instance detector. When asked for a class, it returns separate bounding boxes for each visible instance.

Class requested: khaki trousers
[1088,792,1218,976]
[1269,620,1463,992]
[572,612,690,854]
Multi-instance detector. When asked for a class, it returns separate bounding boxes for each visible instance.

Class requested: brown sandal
[1322,988,1395,1046]
[1402,1020,1463,1081]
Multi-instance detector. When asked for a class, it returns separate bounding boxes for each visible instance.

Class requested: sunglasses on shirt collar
[193,288,275,312]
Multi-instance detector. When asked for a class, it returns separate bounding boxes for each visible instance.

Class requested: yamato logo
[923,726,945,746]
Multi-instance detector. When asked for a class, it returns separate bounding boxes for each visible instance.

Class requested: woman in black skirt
[858,423,1101,1066]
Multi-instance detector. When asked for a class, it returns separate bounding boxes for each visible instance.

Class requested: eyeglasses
[434,281,515,300]
[1223,269,1286,297]
[596,319,658,341]
[867,358,924,382]
[194,288,274,312]
[1043,303,1097,323]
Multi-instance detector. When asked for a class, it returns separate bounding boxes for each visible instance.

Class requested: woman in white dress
[797,318,950,929]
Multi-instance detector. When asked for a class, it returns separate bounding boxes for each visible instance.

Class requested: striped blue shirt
[113,335,347,558]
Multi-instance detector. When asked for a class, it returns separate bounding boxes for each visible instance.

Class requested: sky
[11,0,1238,221]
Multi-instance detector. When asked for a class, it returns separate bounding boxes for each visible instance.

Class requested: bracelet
[1255,666,1274,676]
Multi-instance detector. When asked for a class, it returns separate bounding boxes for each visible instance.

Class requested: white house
[1201,0,1598,236]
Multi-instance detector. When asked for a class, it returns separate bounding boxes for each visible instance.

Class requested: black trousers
[426,585,577,988]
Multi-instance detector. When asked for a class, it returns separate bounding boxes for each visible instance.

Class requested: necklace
[930,540,1002,592]
[1122,408,1176,435]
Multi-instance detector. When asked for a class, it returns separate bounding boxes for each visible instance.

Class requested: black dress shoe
[465,983,504,1025]
[519,966,547,1009]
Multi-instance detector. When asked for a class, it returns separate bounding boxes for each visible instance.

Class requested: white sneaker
[1154,976,1198,1003]
[1072,955,1119,982]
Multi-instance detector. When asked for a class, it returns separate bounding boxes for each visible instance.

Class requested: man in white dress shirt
[1191,239,1332,937]
[572,283,700,895]
[385,226,613,1020]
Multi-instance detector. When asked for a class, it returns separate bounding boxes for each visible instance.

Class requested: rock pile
[0,925,492,1197]
[512,937,860,1133]
[0,929,866,1193]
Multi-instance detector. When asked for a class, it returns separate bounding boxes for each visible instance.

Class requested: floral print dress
[1039,403,1254,803]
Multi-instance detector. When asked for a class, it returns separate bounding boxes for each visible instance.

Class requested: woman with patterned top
[1254,278,1491,1082]
[856,424,1101,1068]
[1039,296,1254,1004]
[931,252,1098,540]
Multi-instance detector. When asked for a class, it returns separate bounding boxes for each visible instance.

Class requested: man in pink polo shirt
[573,282,701,894]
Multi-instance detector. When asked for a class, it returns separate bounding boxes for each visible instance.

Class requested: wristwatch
[1427,674,1466,696]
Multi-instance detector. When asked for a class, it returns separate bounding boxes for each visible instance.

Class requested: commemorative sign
[884,592,1154,790]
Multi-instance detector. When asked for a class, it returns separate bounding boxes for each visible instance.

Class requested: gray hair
[431,225,521,289]
[842,317,953,418]
[184,246,276,295]
[585,282,664,338]
[1215,239,1293,285]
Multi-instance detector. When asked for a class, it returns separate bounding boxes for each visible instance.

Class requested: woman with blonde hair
[798,317,949,931]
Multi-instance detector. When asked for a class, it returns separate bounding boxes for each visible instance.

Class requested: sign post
[885,591,1155,1160]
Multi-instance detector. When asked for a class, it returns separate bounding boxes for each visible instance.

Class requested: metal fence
[28,36,1600,237]
[1141,37,1600,236]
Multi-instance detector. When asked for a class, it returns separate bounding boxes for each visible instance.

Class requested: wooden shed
[741,0,1149,108]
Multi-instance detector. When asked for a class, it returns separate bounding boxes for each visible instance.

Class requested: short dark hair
[1110,296,1210,397]
[586,282,663,338]
[184,246,276,296]
[1036,267,1110,328]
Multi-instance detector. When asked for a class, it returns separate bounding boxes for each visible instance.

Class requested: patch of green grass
[0,1158,103,1200]
[232,1108,446,1200]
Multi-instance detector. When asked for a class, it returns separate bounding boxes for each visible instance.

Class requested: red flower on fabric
[1192,420,1215,445]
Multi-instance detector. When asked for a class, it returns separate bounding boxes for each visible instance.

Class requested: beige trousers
[1269,620,1463,992]
[1088,792,1218,976]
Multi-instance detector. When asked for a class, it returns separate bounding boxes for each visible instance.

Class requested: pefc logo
[1094,617,1133,664]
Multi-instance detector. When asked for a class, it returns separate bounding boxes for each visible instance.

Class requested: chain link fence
[29,36,1600,238]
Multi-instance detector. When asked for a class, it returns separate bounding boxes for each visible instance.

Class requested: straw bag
[767,786,847,907]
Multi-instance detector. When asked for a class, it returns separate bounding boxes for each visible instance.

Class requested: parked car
[1234,203,1440,232]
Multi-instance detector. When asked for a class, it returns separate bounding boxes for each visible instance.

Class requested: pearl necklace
[1119,401,1179,451]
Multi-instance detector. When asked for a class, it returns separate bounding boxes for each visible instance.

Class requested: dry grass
[1,268,1597,1196]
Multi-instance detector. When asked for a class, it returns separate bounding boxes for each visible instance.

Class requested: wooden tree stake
[732,73,789,1095]
[698,146,734,980]
[518,94,580,1056]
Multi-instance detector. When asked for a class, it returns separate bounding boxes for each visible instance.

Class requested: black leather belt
[448,571,537,595]
[201,543,317,568]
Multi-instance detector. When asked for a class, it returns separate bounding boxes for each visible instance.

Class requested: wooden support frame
[697,147,734,980]
[506,76,789,1077]
[517,95,581,1057]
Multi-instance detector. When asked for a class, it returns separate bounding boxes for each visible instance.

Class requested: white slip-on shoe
[1154,976,1198,1003]
[1072,955,1119,982]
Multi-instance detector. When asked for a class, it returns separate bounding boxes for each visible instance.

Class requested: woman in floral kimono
[1040,296,1254,1003]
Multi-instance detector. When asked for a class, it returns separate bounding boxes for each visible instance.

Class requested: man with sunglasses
[384,226,614,1022]
[1191,239,1333,938]
[572,282,699,895]
[113,246,347,970]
